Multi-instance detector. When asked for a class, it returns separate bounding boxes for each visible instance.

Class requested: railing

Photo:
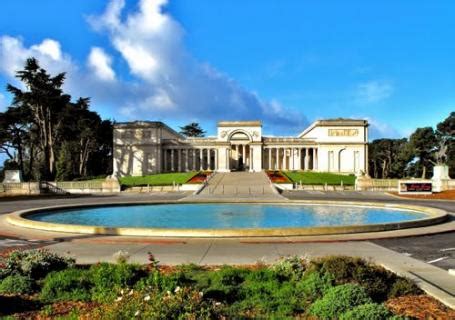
[55,181,103,190]
[356,179,399,191]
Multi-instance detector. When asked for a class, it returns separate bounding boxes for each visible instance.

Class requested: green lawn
[119,171,199,187]
[283,171,356,186]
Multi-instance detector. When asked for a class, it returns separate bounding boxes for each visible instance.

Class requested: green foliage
[89,263,146,302]
[409,127,438,178]
[88,287,219,320]
[299,270,334,300]
[179,122,206,137]
[311,255,405,302]
[339,302,393,320]
[40,268,92,302]
[388,278,422,298]
[271,256,306,281]
[0,274,35,294]
[0,249,75,280]
[56,142,74,181]
[283,171,356,185]
[309,284,372,318]
[368,138,413,179]
[119,171,198,187]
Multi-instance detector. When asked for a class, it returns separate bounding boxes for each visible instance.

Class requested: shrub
[135,269,181,292]
[388,278,422,298]
[0,249,75,279]
[339,303,392,320]
[86,287,219,319]
[298,271,334,300]
[0,274,35,294]
[40,268,92,302]
[311,256,409,302]
[309,284,372,319]
[272,256,306,281]
[89,263,146,302]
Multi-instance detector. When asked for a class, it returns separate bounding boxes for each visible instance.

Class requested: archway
[228,130,252,171]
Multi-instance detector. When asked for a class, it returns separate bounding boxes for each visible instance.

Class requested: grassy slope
[119,172,199,187]
[283,171,356,185]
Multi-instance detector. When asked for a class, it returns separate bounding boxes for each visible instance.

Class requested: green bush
[87,287,219,319]
[312,256,403,302]
[135,269,182,292]
[309,284,372,319]
[40,268,92,302]
[298,271,334,300]
[0,249,75,280]
[388,278,422,298]
[0,274,35,294]
[339,303,392,320]
[89,263,146,302]
[272,256,306,281]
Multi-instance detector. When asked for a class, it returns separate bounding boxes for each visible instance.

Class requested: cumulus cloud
[355,80,393,104]
[86,0,307,131]
[0,0,308,134]
[88,47,116,81]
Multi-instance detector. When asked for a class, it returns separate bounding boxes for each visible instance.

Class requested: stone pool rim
[6,200,449,238]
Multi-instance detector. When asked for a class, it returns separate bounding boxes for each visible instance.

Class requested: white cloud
[355,80,393,104]
[0,0,308,135]
[88,47,116,81]
[86,0,307,131]
[31,39,62,61]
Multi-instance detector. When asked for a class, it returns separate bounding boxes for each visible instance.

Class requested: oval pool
[29,203,427,229]
[8,202,447,237]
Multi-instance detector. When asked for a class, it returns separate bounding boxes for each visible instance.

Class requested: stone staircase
[190,171,285,200]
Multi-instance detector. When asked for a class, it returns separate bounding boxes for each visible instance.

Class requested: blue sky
[0,0,454,138]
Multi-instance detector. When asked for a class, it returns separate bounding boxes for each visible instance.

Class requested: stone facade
[113,119,369,176]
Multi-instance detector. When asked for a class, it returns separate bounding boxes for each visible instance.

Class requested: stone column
[275,148,279,169]
[171,149,175,172]
[242,144,246,164]
[177,149,181,172]
[311,148,315,170]
[268,148,272,170]
[282,148,286,170]
[199,149,203,170]
[214,149,218,170]
[305,148,309,171]
[163,149,167,172]
[314,148,318,171]
[185,149,189,171]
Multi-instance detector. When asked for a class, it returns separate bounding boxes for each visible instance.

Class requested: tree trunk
[421,165,426,179]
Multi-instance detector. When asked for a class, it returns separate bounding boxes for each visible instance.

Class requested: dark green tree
[435,112,455,176]
[368,138,412,178]
[55,142,73,181]
[179,122,206,137]
[6,57,70,179]
[409,127,437,178]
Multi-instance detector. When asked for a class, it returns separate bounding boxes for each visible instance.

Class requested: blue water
[29,204,427,229]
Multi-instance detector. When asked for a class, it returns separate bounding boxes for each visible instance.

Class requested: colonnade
[263,147,317,171]
[229,144,251,170]
[163,148,217,172]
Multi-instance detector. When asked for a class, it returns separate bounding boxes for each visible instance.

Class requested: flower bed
[186,171,212,184]
[266,170,292,184]
[1,250,453,319]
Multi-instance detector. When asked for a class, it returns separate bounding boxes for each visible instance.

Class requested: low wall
[0,182,41,195]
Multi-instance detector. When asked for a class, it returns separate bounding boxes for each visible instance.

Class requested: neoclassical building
[113,119,368,176]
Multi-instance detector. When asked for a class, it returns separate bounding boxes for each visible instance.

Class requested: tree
[436,112,455,176]
[368,138,412,178]
[6,57,70,179]
[409,127,437,178]
[179,122,206,137]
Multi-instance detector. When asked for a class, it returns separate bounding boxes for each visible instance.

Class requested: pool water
[30,204,427,229]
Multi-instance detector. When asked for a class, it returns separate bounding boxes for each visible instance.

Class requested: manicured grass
[119,172,199,187]
[283,171,356,186]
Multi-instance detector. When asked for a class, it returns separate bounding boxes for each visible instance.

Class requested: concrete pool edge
[6,200,450,238]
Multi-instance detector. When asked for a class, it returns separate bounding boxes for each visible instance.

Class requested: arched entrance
[228,131,251,171]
